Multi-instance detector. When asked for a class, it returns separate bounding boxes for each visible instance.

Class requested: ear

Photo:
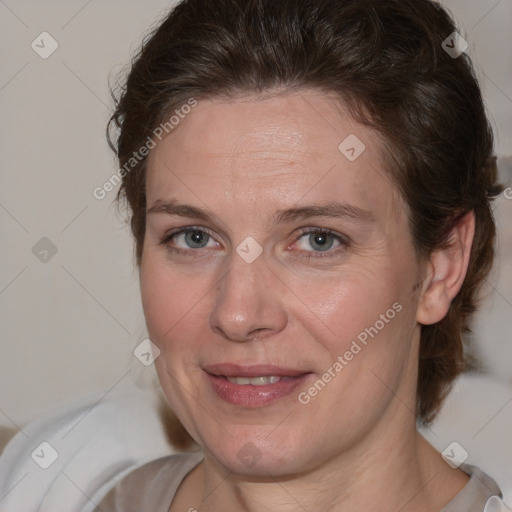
[416,211,475,326]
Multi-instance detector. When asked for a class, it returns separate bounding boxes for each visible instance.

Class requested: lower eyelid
[293,234,349,257]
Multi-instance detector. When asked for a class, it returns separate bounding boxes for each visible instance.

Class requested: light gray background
[0,0,511,430]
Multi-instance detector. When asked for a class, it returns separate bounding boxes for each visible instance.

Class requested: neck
[194,411,467,512]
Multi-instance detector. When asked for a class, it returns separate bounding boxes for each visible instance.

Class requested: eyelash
[159,226,351,259]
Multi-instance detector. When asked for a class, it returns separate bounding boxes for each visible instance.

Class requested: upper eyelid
[162,226,217,242]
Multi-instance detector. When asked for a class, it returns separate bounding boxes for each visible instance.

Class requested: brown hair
[108,0,503,448]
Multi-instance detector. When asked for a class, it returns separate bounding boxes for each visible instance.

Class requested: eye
[293,228,350,257]
[160,227,219,255]
[160,226,350,259]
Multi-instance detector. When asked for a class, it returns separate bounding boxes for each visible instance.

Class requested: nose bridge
[223,248,261,299]
[209,246,286,342]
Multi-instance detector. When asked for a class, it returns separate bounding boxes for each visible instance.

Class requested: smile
[204,364,313,407]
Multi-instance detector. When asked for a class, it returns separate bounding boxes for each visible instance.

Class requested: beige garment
[94,452,504,512]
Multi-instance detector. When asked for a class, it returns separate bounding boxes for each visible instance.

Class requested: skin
[139,89,474,512]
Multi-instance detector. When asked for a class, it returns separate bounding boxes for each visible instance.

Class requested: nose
[209,250,288,343]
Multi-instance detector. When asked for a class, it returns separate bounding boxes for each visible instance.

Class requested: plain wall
[0,0,511,428]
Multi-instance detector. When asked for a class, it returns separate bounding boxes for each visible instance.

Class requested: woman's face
[140,90,424,476]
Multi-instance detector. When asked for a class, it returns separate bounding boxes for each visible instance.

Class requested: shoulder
[94,451,203,512]
[441,464,505,512]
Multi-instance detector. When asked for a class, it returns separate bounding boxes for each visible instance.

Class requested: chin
[202,430,312,477]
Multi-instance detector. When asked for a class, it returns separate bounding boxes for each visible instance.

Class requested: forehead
[145,90,403,225]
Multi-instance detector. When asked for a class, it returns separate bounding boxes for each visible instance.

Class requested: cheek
[306,261,418,380]
[140,260,170,339]
[311,270,398,338]
[140,257,189,345]
[139,254,214,364]
[300,278,417,426]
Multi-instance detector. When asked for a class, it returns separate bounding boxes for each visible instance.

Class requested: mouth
[204,363,314,407]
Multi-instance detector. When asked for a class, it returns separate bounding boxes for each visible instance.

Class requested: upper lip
[204,363,310,378]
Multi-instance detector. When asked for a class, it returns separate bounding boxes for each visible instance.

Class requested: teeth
[227,375,281,385]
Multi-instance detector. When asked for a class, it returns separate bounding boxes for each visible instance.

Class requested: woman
[95,0,505,510]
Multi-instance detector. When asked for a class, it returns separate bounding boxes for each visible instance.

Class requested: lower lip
[206,373,312,407]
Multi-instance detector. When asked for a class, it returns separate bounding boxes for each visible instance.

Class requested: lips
[204,363,313,407]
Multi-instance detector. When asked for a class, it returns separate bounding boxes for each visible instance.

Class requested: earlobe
[416,211,475,326]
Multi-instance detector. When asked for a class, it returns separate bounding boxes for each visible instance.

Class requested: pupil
[187,230,206,247]
[312,233,332,251]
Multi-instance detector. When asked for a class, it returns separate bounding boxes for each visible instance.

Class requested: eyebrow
[147,199,376,226]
